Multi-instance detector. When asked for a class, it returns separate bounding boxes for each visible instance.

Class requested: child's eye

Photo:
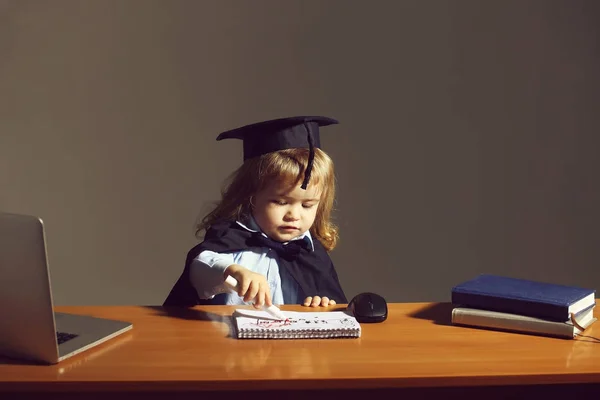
[302,204,316,209]
[272,200,287,205]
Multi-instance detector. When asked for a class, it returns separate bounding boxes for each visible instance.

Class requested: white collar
[235,216,315,252]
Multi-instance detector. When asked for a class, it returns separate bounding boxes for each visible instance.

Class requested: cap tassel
[301,125,315,190]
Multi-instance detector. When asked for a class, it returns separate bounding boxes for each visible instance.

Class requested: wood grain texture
[0,302,598,393]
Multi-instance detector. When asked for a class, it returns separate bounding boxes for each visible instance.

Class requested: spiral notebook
[233,309,361,339]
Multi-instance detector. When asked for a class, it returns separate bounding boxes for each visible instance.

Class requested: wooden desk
[1,303,599,399]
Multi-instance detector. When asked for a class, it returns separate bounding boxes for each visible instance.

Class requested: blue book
[451,274,596,322]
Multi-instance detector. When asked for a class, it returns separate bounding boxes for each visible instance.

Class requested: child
[163,116,347,308]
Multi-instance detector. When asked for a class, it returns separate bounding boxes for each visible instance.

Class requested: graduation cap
[216,116,339,189]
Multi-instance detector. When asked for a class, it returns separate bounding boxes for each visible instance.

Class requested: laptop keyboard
[56,331,79,345]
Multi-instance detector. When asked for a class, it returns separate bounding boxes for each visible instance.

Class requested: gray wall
[1,0,599,306]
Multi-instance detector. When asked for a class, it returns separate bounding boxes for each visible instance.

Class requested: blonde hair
[197,147,339,251]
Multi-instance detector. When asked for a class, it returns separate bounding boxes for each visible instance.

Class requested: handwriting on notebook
[243,315,357,329]
[233,309,361,339]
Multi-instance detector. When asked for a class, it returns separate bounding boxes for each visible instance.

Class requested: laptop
[0,211,132,364]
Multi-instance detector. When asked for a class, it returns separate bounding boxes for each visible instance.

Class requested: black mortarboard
[216,116,339,189]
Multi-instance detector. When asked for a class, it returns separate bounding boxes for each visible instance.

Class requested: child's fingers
[238,278,250,298]
[303,296,336,307]
[255,284,267,307]
[311,296,321,307]
[244,281,259,302]
[264,288,273,307]
[251,290,263,309]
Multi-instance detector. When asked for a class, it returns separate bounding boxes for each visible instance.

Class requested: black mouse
[347,292,388,323]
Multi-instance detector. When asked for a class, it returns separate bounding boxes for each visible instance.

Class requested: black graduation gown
[163,220,347,307]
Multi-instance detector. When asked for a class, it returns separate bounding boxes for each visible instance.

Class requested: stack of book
[451,274,597,339]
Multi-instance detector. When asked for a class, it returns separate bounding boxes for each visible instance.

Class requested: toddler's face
[252,180,321,242]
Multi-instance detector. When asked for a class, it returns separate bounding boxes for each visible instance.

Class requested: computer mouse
[347,292,388,323]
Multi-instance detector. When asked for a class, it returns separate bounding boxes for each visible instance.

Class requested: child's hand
[303,296,336,307]
[224,264,272,308]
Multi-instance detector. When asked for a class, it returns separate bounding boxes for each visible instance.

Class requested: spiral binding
[238,327,361,339]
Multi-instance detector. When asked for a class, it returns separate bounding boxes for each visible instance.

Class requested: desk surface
[0,303,599,392]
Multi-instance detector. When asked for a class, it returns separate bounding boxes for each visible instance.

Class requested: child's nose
[285,208,300,220]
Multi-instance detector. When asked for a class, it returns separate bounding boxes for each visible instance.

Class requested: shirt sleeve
[189,250,235,299]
